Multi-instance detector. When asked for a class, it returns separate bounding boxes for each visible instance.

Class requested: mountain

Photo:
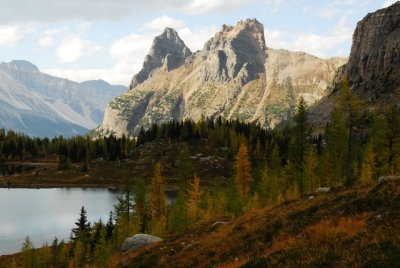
[310,2,400,123]
[0,60,126,137]
[97,19,346,137]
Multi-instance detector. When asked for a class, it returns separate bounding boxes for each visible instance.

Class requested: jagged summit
[201,18,266,83]
[129,27,192,89]
[3,60,39,72]
[98,18,345,137]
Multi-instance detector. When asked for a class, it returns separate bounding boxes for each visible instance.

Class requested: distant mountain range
[96,19,345,137]
[0,60,125,137]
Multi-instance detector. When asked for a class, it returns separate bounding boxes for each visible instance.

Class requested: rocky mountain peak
[346,1,400,98]
[129,27,192,89]
[201,18,266,83]
[3,60,39,72]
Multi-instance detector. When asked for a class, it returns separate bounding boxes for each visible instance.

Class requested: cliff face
[346,1,400,99]
[309,2,400,124]
[98,19,346,137]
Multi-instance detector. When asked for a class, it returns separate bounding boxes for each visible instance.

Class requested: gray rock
[315,187,330,193]
[346,2,400,98]
[97,19,345,137]
[129,28,192,89]
[378,175,400,184]
[121,234,163,252]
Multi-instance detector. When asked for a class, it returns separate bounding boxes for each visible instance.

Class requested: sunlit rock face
[98,19,345,137]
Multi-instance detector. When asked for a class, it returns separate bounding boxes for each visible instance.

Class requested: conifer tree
[360,143,375,185]
[289,96,311,194]
[305,145,318,191]
[149,162,166,219]
[148,162,167,235]
[21,236,36,268]
[234,143,253,202]
[337,75,362,186]
[176,144,194,191]
[187,175,202,224]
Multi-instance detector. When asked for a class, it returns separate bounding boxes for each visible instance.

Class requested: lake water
[0,188,118,255]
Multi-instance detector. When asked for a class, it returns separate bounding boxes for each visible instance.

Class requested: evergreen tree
[289,97,311,194]
[71,206,91,243]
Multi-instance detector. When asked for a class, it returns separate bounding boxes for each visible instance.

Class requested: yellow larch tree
[234,143,253,202]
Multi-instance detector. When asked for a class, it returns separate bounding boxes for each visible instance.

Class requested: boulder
[315,187,330,193]
[378,175,400,184]
[121,234,163,252]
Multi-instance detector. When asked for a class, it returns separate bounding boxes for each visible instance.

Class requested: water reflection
[0,188,118,255]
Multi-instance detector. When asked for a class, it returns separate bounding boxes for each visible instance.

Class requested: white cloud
[55,36,100,64]
[0,25,28,47]
[382,0,398,7]
[38,36,55,48]
[145,16,186,31]
[183,0,254,14]
[265,17,353,58]
[0,0,253,23]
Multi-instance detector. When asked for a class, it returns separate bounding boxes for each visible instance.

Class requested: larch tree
[234,143,253,202]
[360,143,376,185]
[148,162,167,235]
[337,75,362,186]
[187,175,202,224]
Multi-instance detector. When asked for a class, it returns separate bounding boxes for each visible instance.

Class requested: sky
[0,0,397,86]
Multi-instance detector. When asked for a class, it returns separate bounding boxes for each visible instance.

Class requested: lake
[0,188,118,255]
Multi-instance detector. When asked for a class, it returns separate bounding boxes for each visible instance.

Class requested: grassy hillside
[112,179,400,268]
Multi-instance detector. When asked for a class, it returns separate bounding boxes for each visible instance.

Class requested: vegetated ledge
[111,179,400,267]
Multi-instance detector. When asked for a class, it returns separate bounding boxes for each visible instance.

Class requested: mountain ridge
[98,19,346,137]
[0,61,126,137]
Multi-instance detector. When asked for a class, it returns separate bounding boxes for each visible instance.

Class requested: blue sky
[0,0,397,85]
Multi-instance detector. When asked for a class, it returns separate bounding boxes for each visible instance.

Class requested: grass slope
[113,179,400,268]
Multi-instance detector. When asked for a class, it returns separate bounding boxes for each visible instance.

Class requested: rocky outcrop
[347,2,400,95]
[121,234,163,252]
[129,28,192,89]
[309,2,400,125]
[346,1,400,99]
[98,19,346,137]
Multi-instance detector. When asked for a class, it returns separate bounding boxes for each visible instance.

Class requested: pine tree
[187,175,202,224]
[234,143,253,202]
[71,206,91,243]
